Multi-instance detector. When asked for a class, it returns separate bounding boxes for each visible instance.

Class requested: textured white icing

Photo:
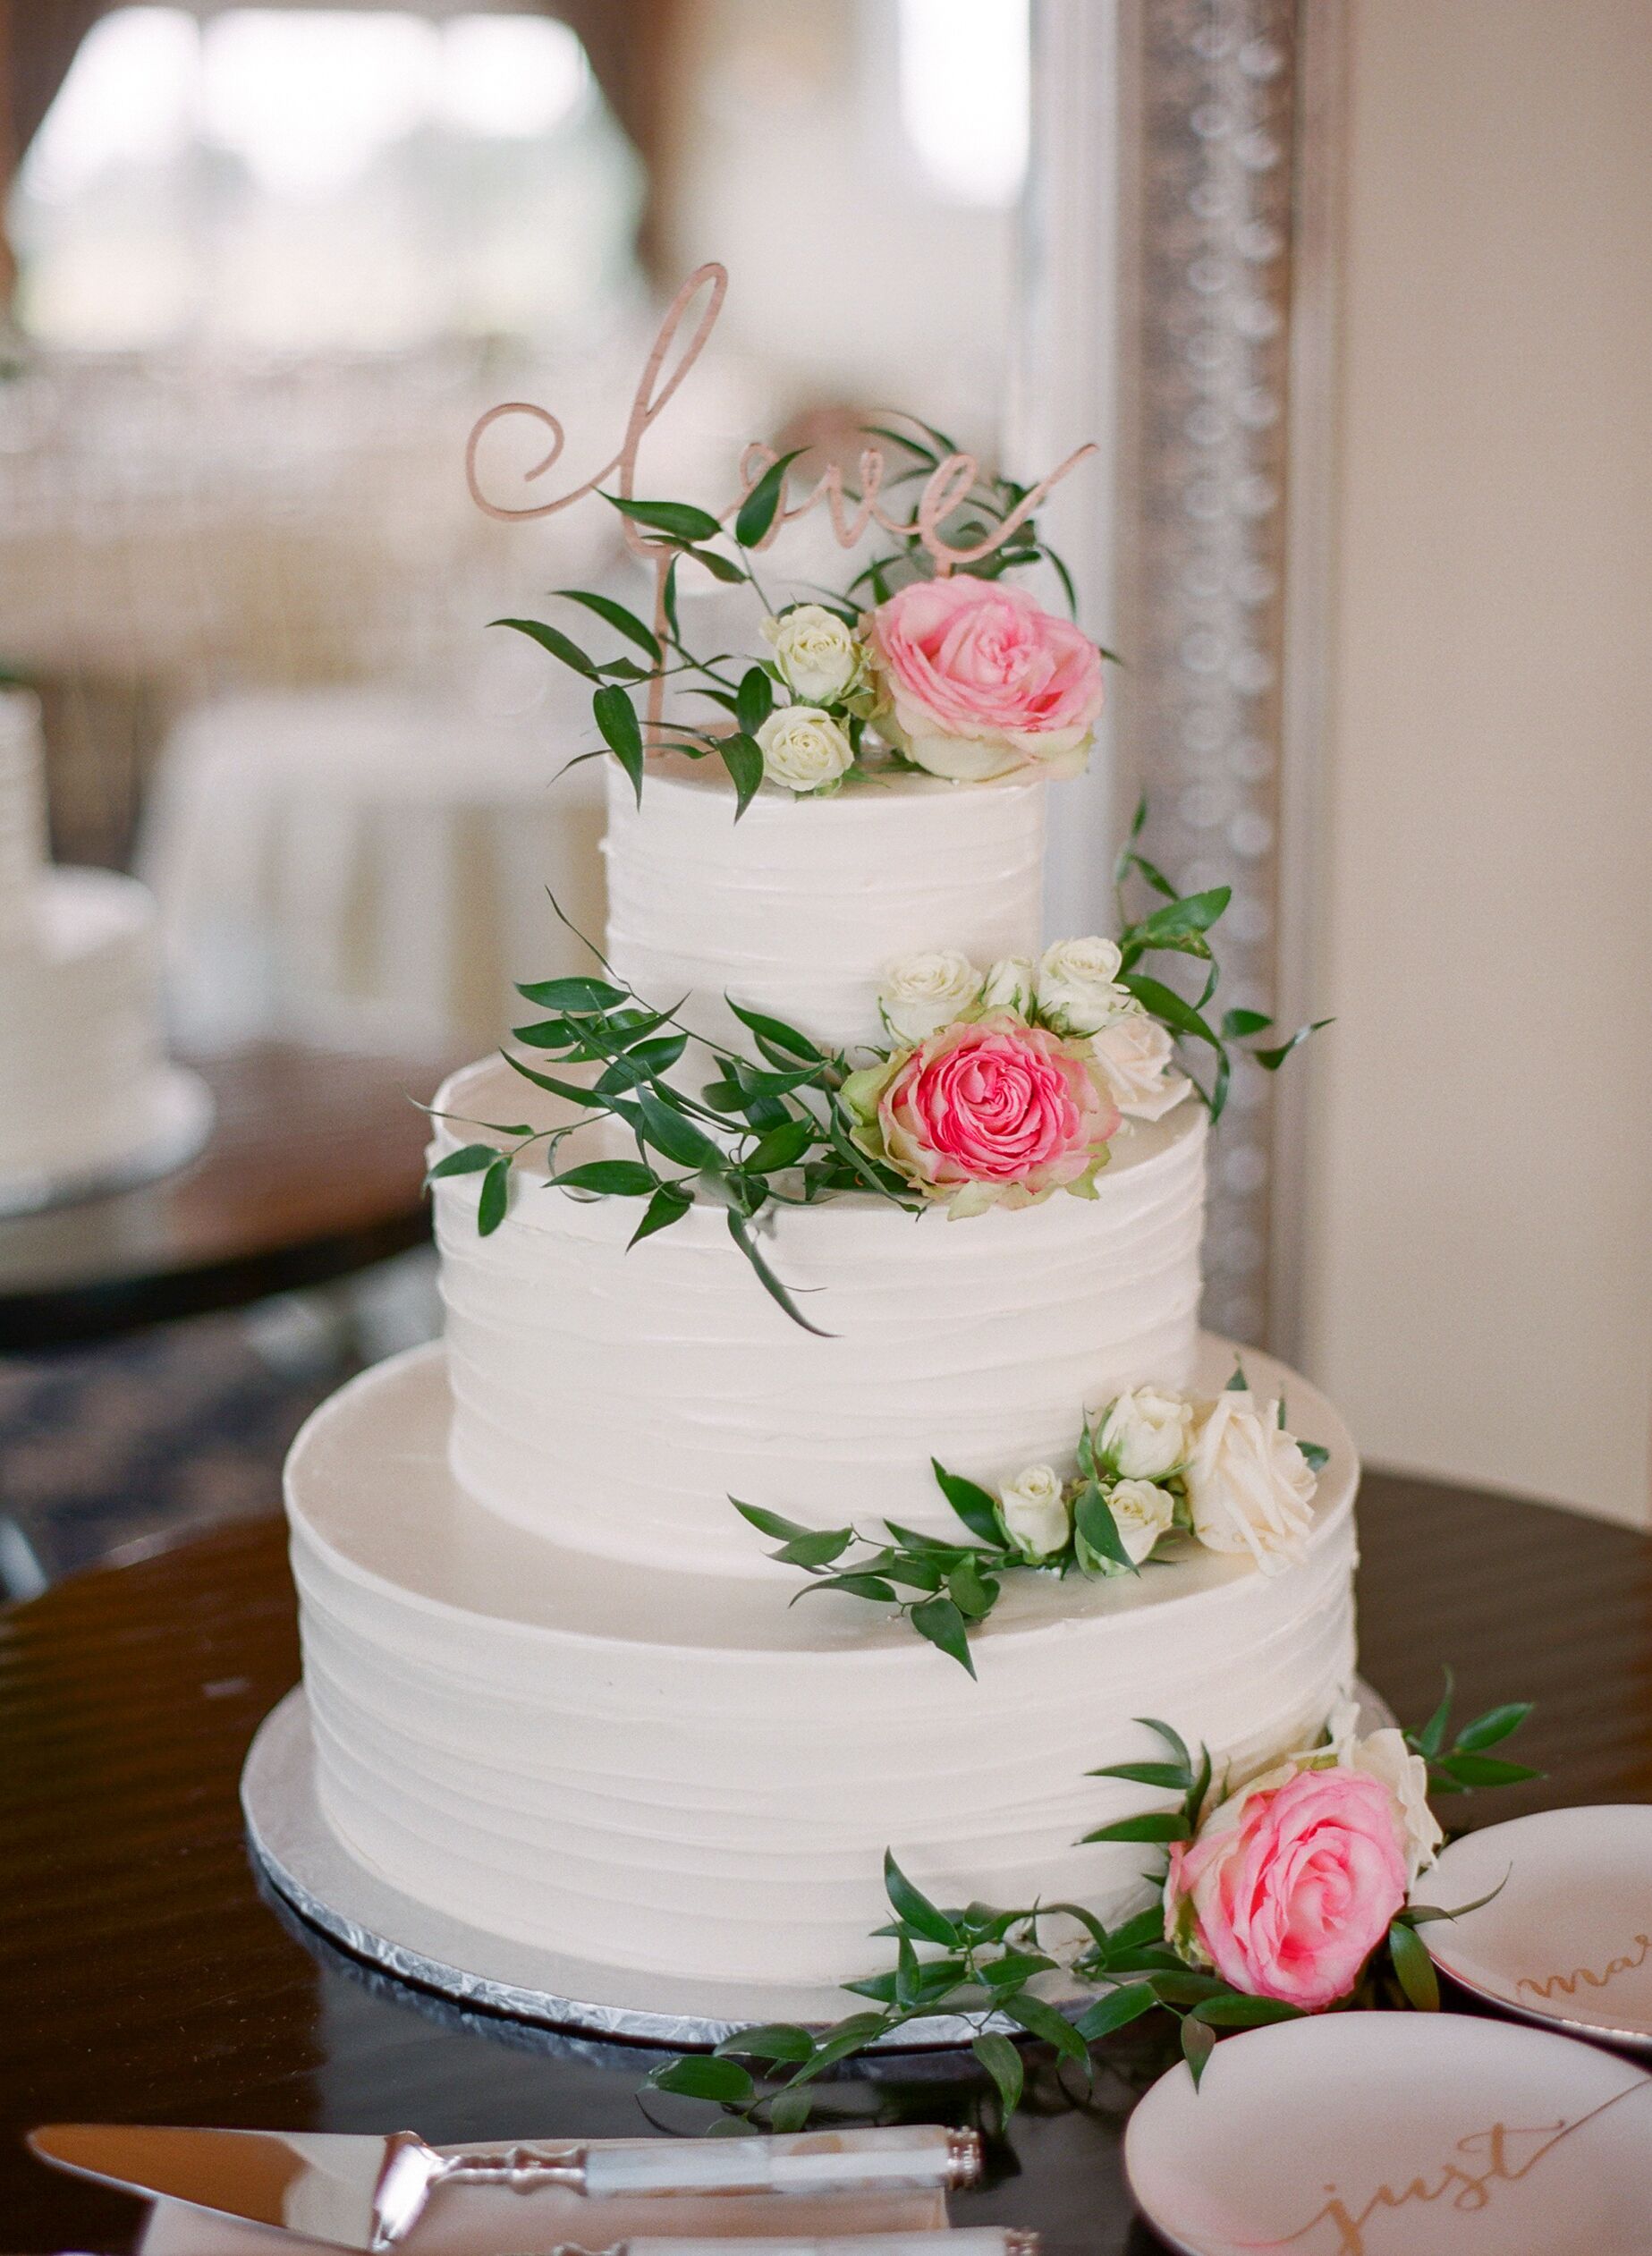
[288,1340,1359,1991]
[431,1056,1207,1576]
[0,867,179,1181]
[601,756,1046,1057]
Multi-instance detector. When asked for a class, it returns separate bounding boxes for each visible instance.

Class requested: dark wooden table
[0,1477,1648,2254]
[0,1046,455,1352]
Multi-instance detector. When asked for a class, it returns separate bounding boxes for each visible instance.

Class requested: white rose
[877,948,983,1045]
[1107,1477,1175,1565]
[1036,936,1130,1037]
[755,706,854,793]
[1097,1386,1194,1480]
[1185,1391,1317,1573]
[997,1463,1072,1563]
[979,955,1036,1015]
[761,605,867,705]
[1089,1009,1192,1121]
[1349,1726,1444,1885]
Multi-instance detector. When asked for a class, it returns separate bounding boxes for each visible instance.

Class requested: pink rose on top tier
[843,1014,1120,1218]
[1165,1760,1412,2012]
[864,576,1105,782]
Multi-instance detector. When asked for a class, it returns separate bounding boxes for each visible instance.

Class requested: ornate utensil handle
[438,2125,981,2200]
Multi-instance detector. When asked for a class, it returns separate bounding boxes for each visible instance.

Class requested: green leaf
[1388,1918,1440,2011]
[1126,886,1232,951]
[1454,1701,1534,1752]
[1080,1811,1190,1845]
[767,2087,814,2133]
[1434,1752,1542,1789]
[1074,1481,1135,1574]
[725,998,824,1063]
[910,1594,976,1676]
[981,1949,1059,1989]
[1119,971,1222,1051]
[515,974,629,1012]
[774,1527,856,1569]
[428,1142,498,1179]
[734,448,805,547]
[629,1183,691,1247]
[970,2030,1024,2116]
[735,665,775,735]
[930,1458,1005,1546]
[1182,2014,1216,2087]
[725,1207,833,1336]
[1300,1440,1331,1472]
[1221,1006,1274,1039]
[1074,1983,1160,2040]
[636,1089,724,1171]
[661,553,682,642]
[647,2054,755,2103]
[797,1571,900,1603]
[1001,1989,1089,2064]
[719,731,765,819]
[604,493,723,543]
[1087,1760,1195,1791]
[731,1499,819,1544]
[491,616,598,678]
[553,587,662,663]
[947,1557,998,1621]
[593,683,644,804]
[683,543,747,585]
[477,1157,510,1235]
[1189,1994,1303,2028]
[1402,1875,1511,1926]
[1252,1019,1334,1071]
[882,1851,959,1947]
[744,1115,818,1174]
[1414,1668,1456,1759]
[554,1159,657,1197]
[715,2022,816,2064]
[1137,1717,1193,1772]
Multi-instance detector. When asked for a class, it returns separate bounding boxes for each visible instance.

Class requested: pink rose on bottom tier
[1165,1761,1411,2012]
[843,1013,1120,1217]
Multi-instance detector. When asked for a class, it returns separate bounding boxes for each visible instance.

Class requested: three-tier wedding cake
[276,327,1356,2021]
[0,689,209,1213]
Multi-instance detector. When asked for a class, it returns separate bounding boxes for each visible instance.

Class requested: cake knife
[29,2123,984,2251]
[490,2238,1035,2256]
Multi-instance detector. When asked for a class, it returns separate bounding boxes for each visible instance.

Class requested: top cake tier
[0,690,47,944]
[602,755,1046,1057]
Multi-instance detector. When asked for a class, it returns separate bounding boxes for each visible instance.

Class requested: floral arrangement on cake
[496,415,1110,808]
[647,1675,1538,2125]
[430,815,1324,1326]
[733,1368,1328,1672]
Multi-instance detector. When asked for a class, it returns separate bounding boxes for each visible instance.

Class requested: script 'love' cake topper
[462,260,1106,792]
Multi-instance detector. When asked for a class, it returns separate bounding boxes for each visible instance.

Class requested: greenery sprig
[733,1367,1331,1672]
[646,1681,1538,2125]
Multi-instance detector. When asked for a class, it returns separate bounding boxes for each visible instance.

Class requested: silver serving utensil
[29,2122,982,2251]
[529,2235,1037,2255]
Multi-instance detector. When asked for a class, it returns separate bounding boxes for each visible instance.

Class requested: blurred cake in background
[0,688,210,1215]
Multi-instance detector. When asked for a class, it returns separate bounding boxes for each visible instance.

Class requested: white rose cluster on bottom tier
[286,1336,1357,1995]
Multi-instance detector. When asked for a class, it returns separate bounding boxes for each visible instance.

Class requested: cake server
[509,2235,1035,2255]
[29,2122,983,2250]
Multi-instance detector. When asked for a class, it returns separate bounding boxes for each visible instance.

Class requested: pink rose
[843,1014,1119,1217]
[865,577,1104,783]
[1165,1762,1410,2012]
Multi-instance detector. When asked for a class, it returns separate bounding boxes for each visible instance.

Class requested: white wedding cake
[0,689,210,1212]
[284,759,1357,2006]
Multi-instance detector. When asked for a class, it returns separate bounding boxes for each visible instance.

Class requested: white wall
[1302,0,1652,1523]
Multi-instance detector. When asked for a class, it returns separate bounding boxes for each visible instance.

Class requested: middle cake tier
[434,1056,1207,1576]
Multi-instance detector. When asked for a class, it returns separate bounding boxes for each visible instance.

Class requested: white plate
[1420,1805,1652,2051]
[1123,2012,1652,2254]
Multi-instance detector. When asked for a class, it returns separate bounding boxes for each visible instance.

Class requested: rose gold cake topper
[465,261,1096,738]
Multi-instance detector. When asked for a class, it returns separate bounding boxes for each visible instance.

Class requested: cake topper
[464,263,1099,755]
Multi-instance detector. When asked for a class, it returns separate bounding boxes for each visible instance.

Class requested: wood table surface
[0,1475,1648,2254]
[0,1046,458,1351]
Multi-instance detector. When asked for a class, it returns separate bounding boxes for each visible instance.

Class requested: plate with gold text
[1123,2012,1651,2254]
[1421,1805,1652,2052]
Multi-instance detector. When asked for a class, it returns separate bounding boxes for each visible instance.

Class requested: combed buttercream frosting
[431,1056,1207,1575]
[601,757,1046,1057]
[288,1339,1358,1993]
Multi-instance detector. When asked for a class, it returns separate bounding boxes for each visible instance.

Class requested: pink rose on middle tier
[844,1014,1120,1217]
[1165,1761,1411,2013]
[865,575,1105,783]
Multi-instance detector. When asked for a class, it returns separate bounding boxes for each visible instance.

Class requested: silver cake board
[243,1680,1394,2054]
[0,1067,214,1218]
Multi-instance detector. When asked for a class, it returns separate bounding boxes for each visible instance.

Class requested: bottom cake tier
[284,1337,1359,1997]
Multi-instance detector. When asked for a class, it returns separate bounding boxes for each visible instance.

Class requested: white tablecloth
[138,683,608,1054]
